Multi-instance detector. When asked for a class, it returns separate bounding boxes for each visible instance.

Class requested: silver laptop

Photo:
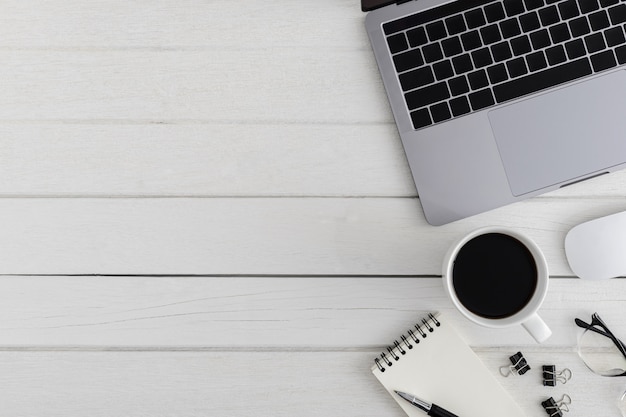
[364,0,626,225]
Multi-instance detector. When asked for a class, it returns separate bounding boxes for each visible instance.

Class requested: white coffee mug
[442,227,552,343]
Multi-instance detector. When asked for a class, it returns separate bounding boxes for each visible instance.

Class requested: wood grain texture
[0,49,388,123]
[0,350,620,417]
[2,0,626,416]
[0,124,625,197]
[0,276,623,348]
[0,0,368,49]
[0,197,624,275]
[0,124,413,197]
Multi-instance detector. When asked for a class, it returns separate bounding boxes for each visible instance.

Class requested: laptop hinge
[362,0,412,12]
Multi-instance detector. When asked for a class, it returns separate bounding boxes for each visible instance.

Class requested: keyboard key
[452,54,474,73]
[550,23,571,44]
[461,30,483,50]
[565,39,587,58]
[492,41,514,61]
[539,6,560,26]
[410,108,432,129]
[423,43,444,63]
[530,29,552,49]
[569,16,591,37]
[480,24,502,44]
[507,57,529,77]
[468,69,489,89]
[426,21,448,41]
[407,27,428,47]
[609,5,626,25]
[590,50,618,71]
[387,33,409,54]
[485,3,506,22]
[546,44,567,65]
[511,35,533,55]
[589,10,610,31]
[500,18,522,38]
[504,0,525,16]
[493,57,592,103]
[468,88,495,110]
[616,44,626,63]
[558,0,580,20]
[580,0,600,14]
[393,49,424,72]
[445,15,467,35]
[382,0,509,35]
[520,12,541,32]
[449,96,471,116]
[430,102,452,122]
[487,63,509,83]
[433,60,455,80]
[399,67,435,91]
[465,8,487,29]
[527,50,548,70]
[584,32,606,53]
[448,75,470,95]
[405,82,450,110]
[524,0,544,10]
[605,26,626,46]
[471,47,494,67]
[601,0,619,7]
[442,36,463,57]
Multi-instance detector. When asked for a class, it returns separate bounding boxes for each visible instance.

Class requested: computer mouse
[564,210,626,280]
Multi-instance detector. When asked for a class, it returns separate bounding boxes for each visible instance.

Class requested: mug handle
[522,313,552,343]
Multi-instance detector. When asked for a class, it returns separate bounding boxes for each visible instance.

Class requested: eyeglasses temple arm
[575,318,611,337]
[575,318,626,360]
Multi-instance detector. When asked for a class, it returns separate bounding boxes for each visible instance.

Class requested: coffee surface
[452,233,537,319]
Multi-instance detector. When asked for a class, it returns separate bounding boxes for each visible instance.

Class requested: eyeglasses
[576,313,626,416]
[575,313,626,377]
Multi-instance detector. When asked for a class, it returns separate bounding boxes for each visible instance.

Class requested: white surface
[0,1,625,416]
[565,210,626,280]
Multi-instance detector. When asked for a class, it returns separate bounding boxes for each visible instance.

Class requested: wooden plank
[0,0,368,49]
[0,49,387,123]
[0,124,625,198]
[0,349,618,416]
[0,124,413,197]
[0,276,622,348]
[0,197,624,275]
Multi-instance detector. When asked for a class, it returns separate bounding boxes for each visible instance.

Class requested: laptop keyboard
[383,0,626,129]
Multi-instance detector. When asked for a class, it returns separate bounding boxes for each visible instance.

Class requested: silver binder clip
[500,351,531,377]
[541,394,571,417]
[542,365,572,386]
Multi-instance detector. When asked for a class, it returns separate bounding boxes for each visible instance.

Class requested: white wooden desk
[1,1,625,416]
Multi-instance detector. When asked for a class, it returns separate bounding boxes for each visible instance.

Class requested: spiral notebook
[371,313,526,417]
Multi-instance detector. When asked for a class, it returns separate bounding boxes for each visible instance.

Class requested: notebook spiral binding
[374,313,440,373]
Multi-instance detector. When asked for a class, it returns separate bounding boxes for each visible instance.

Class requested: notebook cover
[371,315,526,417]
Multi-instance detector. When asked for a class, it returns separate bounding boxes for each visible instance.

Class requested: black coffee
[452,233,537,319]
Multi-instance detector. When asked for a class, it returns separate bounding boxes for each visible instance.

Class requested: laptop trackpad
[488,70,626,197]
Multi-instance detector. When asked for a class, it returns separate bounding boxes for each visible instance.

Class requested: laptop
[363,0,626,225]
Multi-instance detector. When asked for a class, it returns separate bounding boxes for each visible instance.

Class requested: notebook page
[371,316,526,417]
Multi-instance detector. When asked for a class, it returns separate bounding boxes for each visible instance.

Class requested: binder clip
[541,394,571,417]
[500,351,531,376]
[542,365,572,386]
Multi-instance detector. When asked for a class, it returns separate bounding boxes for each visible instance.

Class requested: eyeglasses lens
[619,391,626,417]
[578,326,626,377]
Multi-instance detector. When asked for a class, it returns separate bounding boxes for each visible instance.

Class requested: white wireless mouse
[565,210,626,280]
